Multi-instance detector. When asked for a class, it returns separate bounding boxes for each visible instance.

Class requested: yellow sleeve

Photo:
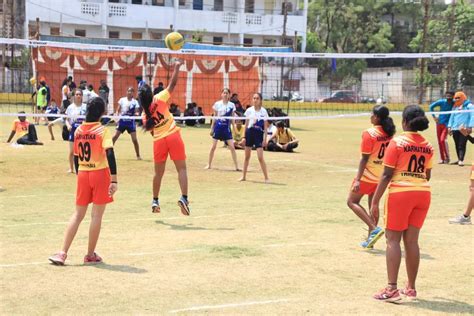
[102,128,113,149]
[155,89,170,103]
[287,128,296,140]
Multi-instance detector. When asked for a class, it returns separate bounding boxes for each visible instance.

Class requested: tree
[409,0,474,87]
[306,0,394,83]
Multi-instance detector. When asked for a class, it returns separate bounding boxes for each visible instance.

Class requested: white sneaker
[449,214,471,225]
[458,161,465,166]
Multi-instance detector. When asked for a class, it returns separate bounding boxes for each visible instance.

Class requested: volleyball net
[1,38,473,120]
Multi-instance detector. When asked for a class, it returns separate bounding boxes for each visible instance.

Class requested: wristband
[111,181,118,184]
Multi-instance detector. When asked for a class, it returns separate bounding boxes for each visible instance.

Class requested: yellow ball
[165,32,185,51]
[30,77,37,85]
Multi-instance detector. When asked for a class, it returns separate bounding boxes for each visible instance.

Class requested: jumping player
[112,87,141,160]
[48,97,118,265]
[371,105,433,302]
[240,93,270,183]
[347,105,396,248]
[138,59,190,216]
[205,88,240,171]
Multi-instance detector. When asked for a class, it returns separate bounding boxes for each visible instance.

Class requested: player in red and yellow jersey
[371,105,433,302]
[49,97,118,266]
[139,59,189,216]
[347,105,395,249]
[6,111,43,145]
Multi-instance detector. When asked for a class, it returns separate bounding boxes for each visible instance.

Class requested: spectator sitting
[197,106,205,125]
[170,103,181,117]
[153,82,164,96]
[6,112,43,145]
[184,103,197,126]
[265,120,278,150]
[232,118,246,149]
[267,121,299,152]
[45,100,60,122]
[231,93,244,115]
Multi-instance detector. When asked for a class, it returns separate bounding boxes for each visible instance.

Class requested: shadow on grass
[365,248,435,260]
[404,297,474,314]
[89,263,147,274]
[155,220,234,231]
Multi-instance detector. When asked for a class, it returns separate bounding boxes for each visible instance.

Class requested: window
[108,0,120,2]
[50,27,60,36]
[150,32,162,40]
[244,38,253,47]
[109,31,120,39]
[179,0,186,5]
[131,0,143,4]
[263,38,276,46]
[245,0,254,13]
[214,0,223,11]
[75,29,86,37]
[152,0,164,5]
[132,32,143,39]
[213,37,223,45]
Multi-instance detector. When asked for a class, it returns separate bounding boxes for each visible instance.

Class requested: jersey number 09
[78,142,91,162]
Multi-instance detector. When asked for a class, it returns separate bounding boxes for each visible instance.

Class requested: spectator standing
[429,91,454,164]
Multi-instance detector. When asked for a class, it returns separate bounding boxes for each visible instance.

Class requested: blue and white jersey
[213,100,235,127]
[65,103,87,129]
[244,106,268,132]
[118,97,139,122]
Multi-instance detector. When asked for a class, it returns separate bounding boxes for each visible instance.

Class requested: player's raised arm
[167,59,184,93]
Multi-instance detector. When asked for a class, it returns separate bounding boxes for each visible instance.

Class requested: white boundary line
[168,298,300,313]
[0,241,319,268]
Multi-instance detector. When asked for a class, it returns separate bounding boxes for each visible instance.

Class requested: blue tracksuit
[429,98,454,126]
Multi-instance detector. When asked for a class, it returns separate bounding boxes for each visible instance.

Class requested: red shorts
[153,131,186,163]
[352,179,377,195]
[76,168,113,206]
[384,191,431,231]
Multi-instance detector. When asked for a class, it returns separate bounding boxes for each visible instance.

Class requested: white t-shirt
[82,89,98,103]
[117,97,139,116]
[61,85,69,101]
[244,106,269,130]
[267,124,277,138]
[65,102,87,125]
[212,100,235,124]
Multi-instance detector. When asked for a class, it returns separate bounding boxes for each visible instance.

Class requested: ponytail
[373,105,396,136]
[138,84,155,131]
[402,105,430,132]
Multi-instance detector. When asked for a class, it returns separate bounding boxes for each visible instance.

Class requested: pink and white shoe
[84,252,103,264]
[48,252,67,265]
[400,288,417,300]
[373,287,401,303]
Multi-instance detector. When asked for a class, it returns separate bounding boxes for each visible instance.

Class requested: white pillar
[238,0,245,45]
[302,0,308,52]
[102,0,108,38]
[173,0,179,31]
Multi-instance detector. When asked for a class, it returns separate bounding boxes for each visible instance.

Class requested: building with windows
[25,0,308,51]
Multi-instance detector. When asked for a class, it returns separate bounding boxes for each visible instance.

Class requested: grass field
[0,114,472,314]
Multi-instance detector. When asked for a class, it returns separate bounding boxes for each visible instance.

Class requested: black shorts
[245,128,264,148]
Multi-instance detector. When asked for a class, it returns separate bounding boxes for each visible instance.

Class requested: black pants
[267,141,298,152]
[17,125,41,145]
[452,130,468,162]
